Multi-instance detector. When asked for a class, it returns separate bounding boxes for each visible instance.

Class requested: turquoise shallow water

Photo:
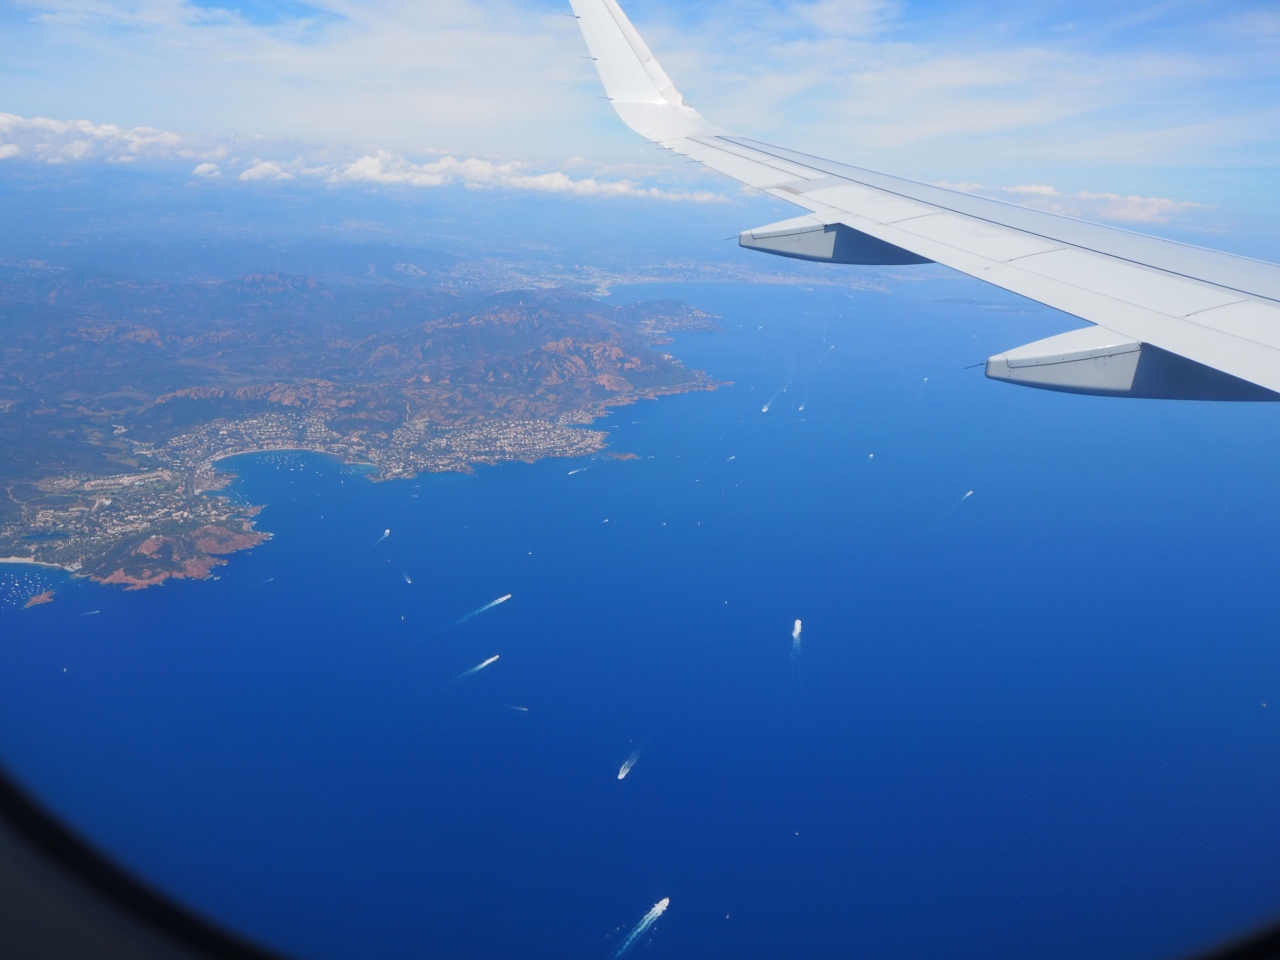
[4,279,1280,960]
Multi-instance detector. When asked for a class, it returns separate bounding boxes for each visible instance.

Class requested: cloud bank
[0,108,1210,224]
[0,111,728,203]
[326,151,724,202]
[0,112,208,164]
[936,181,1205,225]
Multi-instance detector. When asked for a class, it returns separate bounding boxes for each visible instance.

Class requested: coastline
[208,445,359,466]
[0,557,72,571]
[3,408,702,592]
[0,276,730,596]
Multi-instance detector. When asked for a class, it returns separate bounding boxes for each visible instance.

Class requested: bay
[4,279,1280,960]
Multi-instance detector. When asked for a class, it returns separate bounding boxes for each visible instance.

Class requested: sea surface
[4,279,1280,960]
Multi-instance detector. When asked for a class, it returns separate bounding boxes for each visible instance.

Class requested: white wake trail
[611,898,670,960]
[456,593,512,624]
[372,528,391,547]
[797,346,835,412]
[791,619,802,660]
[941,489,976,517]
[761,378,792,413]
[454,655,499,681]
[617,745,643,780]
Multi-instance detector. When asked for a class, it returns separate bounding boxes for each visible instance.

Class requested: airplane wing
[569,0,1280,400]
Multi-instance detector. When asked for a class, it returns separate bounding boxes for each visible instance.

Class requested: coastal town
[1,412,618,589]
[0,271,721,589]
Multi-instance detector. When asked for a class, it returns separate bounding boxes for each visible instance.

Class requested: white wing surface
[569,0,1280,400]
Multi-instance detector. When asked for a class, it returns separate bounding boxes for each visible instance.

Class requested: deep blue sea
[5,279,1280,960]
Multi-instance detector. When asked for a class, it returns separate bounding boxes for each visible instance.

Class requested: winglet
[569,0,717,141]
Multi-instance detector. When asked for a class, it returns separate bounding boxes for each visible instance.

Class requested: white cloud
[3,0,595,158]
[0,111,728,202]
[239,160,293,181]
[937,180,1205,225]
[0,111,209,163]
[324,150,726,202]
[3,0,1277,192]
[0,106,1220,222]
[1074,191,1204,225]
[791,0,897,38]
[624,0,1280,180]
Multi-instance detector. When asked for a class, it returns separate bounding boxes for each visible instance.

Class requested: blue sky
[0,0,1277,257]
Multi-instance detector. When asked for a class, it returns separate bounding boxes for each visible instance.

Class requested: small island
[0,266,723,588]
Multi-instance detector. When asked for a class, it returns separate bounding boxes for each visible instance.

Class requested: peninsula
[0,263,722,588]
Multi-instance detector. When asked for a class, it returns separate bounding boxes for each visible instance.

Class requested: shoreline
[5,418,658,592]
[208,446,374,468]
[0,557,71,571]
